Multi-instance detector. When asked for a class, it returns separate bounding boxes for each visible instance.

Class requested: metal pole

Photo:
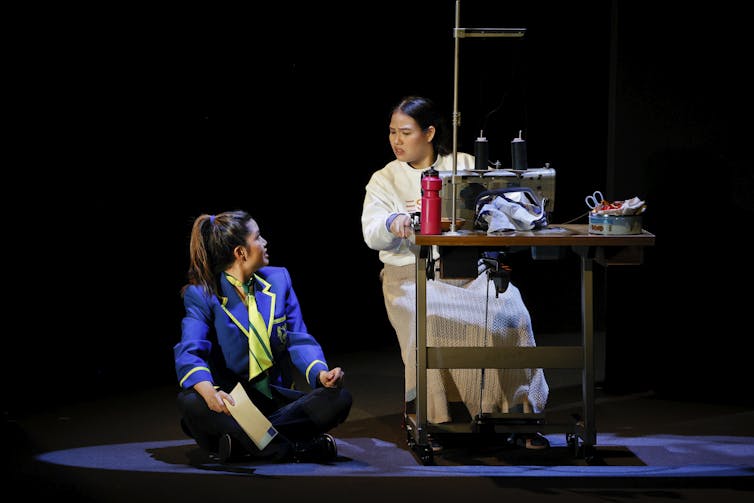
[449,1,524,235]
[450,0,461,234]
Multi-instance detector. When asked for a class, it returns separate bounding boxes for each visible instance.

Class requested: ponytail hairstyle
[182,210,255,298]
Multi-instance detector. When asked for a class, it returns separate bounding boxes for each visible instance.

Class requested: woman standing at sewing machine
[360,95,549,449]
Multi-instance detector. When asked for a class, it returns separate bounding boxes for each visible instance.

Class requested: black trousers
[177,383,352,457]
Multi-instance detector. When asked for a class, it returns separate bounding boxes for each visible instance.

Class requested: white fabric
[381,264,549,424]
[479,195,545,233]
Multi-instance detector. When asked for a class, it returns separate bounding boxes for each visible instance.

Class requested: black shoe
[427,434,443,453]
[512,432,550,450]
[293,434,338,463]
[217,433,233,463]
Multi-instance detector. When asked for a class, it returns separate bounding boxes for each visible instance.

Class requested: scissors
[584,190,605,210]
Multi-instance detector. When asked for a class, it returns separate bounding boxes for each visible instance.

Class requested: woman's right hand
[195,380,235,415]
[390,214,414,239]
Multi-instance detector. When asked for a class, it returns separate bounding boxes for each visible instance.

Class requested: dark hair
[392,96,451,156]
[182,210,254,298]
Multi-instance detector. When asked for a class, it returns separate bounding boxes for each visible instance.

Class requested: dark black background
[8,1,750,414]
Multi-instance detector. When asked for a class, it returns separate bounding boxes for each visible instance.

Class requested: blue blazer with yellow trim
[174,266,329,393]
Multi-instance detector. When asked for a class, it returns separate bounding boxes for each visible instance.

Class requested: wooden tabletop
[413,224,655,247]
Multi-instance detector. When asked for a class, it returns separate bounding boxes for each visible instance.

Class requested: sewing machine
[439,166,556,222]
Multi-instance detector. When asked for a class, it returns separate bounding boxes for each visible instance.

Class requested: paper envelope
[223,382,278,450]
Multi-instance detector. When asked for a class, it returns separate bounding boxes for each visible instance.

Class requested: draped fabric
[381,263,549,424]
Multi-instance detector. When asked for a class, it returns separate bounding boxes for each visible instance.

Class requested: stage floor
[7,342,754,502]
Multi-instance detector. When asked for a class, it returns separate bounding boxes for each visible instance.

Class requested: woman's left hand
[319,367,344,388]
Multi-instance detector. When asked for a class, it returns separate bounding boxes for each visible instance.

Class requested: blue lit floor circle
[34,433,754,477]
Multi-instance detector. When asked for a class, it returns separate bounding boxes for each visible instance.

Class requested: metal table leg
[580,254,596,454]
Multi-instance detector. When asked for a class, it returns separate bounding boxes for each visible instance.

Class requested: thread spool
[511,130,527,171]
[474,131,489,170]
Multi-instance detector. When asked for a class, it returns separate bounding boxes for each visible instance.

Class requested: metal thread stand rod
[450,0,461,234]
[449,0,525,234]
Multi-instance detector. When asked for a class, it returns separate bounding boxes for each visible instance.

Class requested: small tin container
[588,214,642,235]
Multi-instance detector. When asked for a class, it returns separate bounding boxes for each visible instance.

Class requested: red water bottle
[420,167,442,235]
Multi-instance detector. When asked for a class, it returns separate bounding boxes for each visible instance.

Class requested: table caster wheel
[566,432,580,457]
[412,444,434,465]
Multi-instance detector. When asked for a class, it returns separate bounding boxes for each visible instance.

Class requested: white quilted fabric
[382,264,549,423]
